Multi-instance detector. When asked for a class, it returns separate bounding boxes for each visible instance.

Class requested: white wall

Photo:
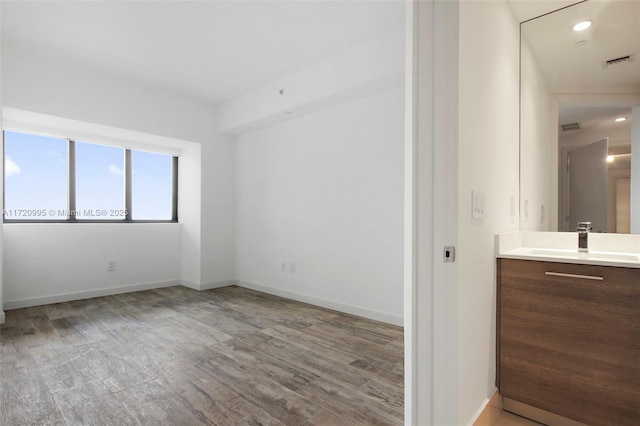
[235,88,404,325]
[200,134,236,286]
[179,144,202,287]
[632,105,640,233]
[520,35,553,232]
[217,30,404,134]
[2,42,216,144]
[410,1,462,423]
[0,1,4,323]
[179,135,236,290]
[1,41,236,303]
[458,1,520,424]
[3,224,181,308]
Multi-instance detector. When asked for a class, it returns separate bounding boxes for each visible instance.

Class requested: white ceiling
[517,0,639,152]
[520,0,640,94]
[559,105,632,145]
[1,1,405,106]
[508,0,583,23]
[558,105,632,170]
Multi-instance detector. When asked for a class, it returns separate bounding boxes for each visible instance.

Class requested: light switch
[472,191,485,219]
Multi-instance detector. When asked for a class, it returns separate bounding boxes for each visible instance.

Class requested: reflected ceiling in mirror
[559,105,632,153]
[519,0,640,234]
[521,0,640,95]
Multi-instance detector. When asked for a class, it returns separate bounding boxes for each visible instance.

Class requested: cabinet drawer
[497,259,640,426]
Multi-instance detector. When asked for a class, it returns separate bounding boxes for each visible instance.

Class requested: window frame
[3,130,179,224]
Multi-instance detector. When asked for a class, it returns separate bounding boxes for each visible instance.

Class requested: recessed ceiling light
[615,117,627,122]
[607,155,614,163]
[572,21,592,32]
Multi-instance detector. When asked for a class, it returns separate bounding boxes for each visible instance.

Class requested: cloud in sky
[108,164,124,176]
[5,156,21,177]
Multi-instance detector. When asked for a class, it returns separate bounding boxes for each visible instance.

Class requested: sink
[528,248,640,262]
[530,249,578,257]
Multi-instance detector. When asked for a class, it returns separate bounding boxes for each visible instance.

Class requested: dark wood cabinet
[497,258,640,426]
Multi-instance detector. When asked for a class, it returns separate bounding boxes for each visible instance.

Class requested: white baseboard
[2,278,402,327]
[235,279,403,326]
[3,280,181,310]
[180,279,234,291]
[469,389,501,426]
[180,280,200,290]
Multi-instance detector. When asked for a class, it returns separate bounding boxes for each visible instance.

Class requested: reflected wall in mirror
[519,0,640,234]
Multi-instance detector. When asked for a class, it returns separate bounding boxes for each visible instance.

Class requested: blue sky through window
[4,131,68,219]
[76,141,125,220]
[4,130,173,221]
[132,150,172,220]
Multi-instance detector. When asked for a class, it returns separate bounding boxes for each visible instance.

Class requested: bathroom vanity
[496,232,640,426]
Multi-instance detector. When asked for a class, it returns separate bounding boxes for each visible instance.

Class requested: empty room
[0,1,406,424]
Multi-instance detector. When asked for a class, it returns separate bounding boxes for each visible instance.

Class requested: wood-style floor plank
[1,285,403,425]
[53,379,138,425]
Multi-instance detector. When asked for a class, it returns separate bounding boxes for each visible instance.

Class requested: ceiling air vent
[602,54,635,69]
[561,122,580,131]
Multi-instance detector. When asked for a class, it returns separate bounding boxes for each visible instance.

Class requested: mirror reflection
[520,0,640,233]
[558,105,632,233]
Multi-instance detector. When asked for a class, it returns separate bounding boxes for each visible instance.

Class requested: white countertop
[496,232,640,268]
[498,247,640,268]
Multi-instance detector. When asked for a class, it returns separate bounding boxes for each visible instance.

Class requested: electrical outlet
[290,262,296,273]
[281,262,286,271]
[107,261,116,272]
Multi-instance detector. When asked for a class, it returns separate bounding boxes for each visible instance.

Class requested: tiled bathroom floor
[493,410,543,426]
[474,399,544,426]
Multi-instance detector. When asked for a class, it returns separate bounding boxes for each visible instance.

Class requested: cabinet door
[498,259,640,426]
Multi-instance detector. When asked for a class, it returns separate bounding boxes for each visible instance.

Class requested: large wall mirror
[520,0,640,233]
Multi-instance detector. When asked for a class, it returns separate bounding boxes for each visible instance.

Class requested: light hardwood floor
[0,286,403,425]
[491,412,542,426]
[477,407,542,426]
[474,393,542,426]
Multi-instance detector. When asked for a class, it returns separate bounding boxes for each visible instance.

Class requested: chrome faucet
[577,221,592,253]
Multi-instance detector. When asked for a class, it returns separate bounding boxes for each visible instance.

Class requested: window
[4,131,68,220]
[132,150,173,220]
[3,130,177,223]
[76,142,126,220]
